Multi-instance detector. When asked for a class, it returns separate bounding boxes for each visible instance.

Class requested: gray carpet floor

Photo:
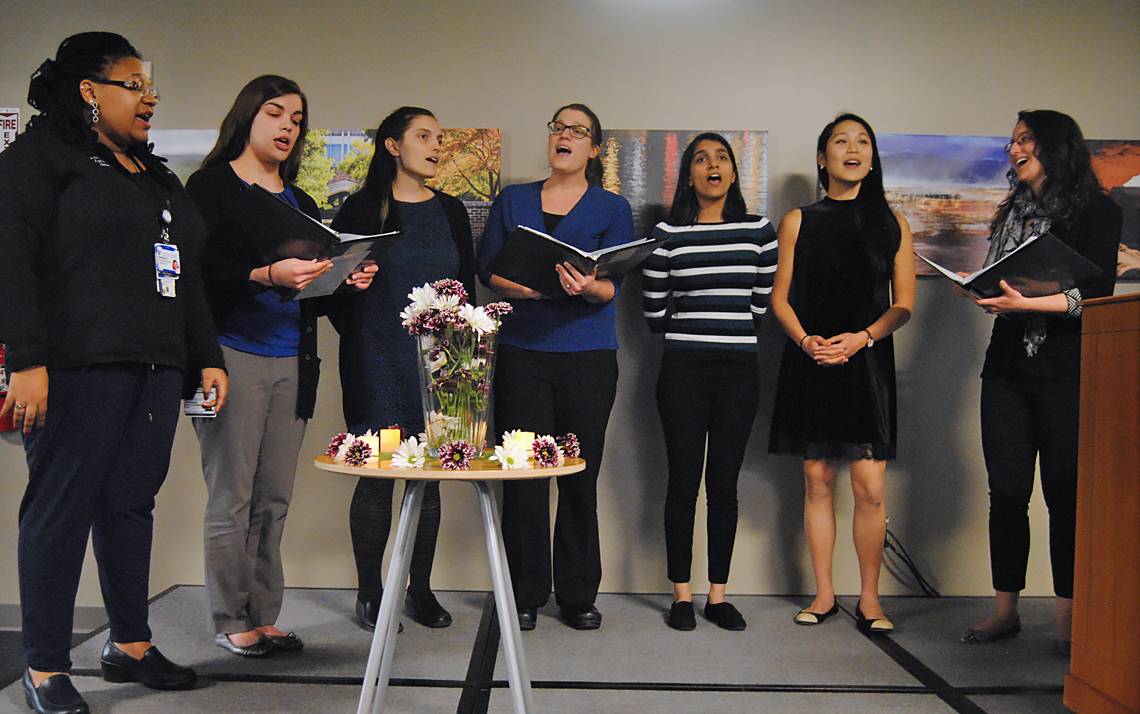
[0,587,1070,713]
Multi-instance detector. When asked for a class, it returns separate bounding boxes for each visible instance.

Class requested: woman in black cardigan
[330,107,476,632]
[186,75,374,658]
[962,110,1121,653]
[0,32,225,713]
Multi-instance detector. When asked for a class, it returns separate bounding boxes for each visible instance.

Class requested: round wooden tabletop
[312,455,586,481]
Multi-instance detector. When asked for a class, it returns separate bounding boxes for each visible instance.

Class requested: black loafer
[100,641,197,690]
[516,607,538,631]
[23,670,89,714]
[355,598,402,634]
[263,631,304,652]
[704,602,747,631]
[560,604,602,630]
[405,590,453,628]
[667,601,696,631]
[213,633,272,658]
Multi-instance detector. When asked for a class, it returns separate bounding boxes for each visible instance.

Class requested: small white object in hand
[391,436,427,469]
[490,442,529,470]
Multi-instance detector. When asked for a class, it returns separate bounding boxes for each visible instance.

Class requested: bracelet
[799,334,810,349]
[267,263,276,286]
[862,329,875,348]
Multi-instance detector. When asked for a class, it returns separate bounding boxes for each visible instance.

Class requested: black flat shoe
[405,590,453,628]
[517,607,538,631]
[355,598,402,634]
[667,601,696,631]
[704,602,746,631]
[100,641,197,690]
[855,603,895,636]
[794,602,840,626]
[23,670,88,714]
[961,616,1021,644]
[213,633,272,658]
[263,631,304,652]
[560,604,602,630]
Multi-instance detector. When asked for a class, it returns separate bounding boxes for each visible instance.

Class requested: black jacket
[982,191,1123,381]
[185,162,327,419]
[0,129,224,382]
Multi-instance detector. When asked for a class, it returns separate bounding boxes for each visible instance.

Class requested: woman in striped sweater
[641,133,777,631]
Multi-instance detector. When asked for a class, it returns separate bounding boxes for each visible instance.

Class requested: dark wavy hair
[355,106,437,230]
[816,113,900,275]
[552,103,604,186]
[667,132,749,225]
[990,109,1105,233]
[25,32,141,145]
[201,75,309,183]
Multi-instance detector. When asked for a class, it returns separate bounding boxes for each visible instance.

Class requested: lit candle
[514,431,536,455]
[380,428,402,454]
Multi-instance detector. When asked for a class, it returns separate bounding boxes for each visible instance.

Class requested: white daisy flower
[458,304,496,335]
[490,442,529,470]
[391,436,427,469]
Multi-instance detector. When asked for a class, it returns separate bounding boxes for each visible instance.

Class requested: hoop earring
[90,100,100,125]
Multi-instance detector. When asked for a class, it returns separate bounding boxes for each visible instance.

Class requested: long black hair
[201,75,309,183]
[667,132,749,225]
[552,103,604,187]
[816,113,900,275]
[26,32,141,145]
[990,109,1105,233]
[356,106,437,230]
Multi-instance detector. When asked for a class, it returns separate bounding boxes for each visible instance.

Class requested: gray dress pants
[194,346,307,634]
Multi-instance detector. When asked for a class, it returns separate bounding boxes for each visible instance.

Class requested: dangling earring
[90,100,100,125]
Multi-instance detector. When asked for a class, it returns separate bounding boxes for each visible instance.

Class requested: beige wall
[1,0,1138,607]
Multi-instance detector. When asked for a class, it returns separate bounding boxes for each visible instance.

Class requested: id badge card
[154,243,181,277]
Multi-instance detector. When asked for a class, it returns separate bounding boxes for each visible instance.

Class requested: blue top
[641,218,778,353]
[218,186,303,357]
[477,181,634,352]
[335,195,460,434]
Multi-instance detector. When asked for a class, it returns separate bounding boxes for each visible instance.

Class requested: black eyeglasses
[547,121,591,139]
[1003,134,1033,154]
[91,78,160,100]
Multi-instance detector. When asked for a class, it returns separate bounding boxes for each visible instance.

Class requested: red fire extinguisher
[0,342,15,432]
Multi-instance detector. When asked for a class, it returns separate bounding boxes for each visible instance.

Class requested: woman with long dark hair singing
[642,133,777,631]
[769,113,915,635]
[962,110,1121,653]
[331,107,476,632]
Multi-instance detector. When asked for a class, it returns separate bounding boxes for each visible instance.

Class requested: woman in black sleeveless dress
[769,114,915,634]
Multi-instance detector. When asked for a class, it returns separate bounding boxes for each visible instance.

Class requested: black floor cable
[884,525,941,597]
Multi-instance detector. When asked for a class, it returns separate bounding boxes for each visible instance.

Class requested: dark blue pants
[19,364,182,671]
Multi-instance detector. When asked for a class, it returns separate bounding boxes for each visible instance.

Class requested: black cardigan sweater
[185,163,325,418]
[0,129,223,383]
[981,191,1123,382]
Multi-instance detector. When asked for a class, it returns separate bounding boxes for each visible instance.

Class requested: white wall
[1,0,1138,607]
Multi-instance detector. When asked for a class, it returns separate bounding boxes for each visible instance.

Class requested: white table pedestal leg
[474,480,535,714]
[357,480,425,714]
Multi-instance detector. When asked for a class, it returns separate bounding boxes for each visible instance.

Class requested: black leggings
[980,376,1079,598]
[656,352,759,584]
[349,478,441,602]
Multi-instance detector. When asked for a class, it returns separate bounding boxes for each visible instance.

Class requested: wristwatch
[862,329,875,348]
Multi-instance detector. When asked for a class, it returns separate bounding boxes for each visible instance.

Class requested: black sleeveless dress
[768,197,898,461]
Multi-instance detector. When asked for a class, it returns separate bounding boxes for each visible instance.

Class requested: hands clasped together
[800,331,872,367]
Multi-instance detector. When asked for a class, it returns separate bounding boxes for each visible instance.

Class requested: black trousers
[349,477,441,601]
[494,346,618,610]
[19,364,181,671]
[656,352,759,584]
[980,376,1079,598]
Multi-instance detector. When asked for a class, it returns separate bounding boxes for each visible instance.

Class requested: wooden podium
[1064,293,1140,714]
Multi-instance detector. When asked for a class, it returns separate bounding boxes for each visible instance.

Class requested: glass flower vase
[416,329,497,457]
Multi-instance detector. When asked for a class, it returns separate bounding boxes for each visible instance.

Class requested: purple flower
[438,440,476,470]
[556,433,581,459]
[327,432,348,458]
[432,279,468,305]
[533,436,564,468]
[344,439,373,467]
[484,301,513,319]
